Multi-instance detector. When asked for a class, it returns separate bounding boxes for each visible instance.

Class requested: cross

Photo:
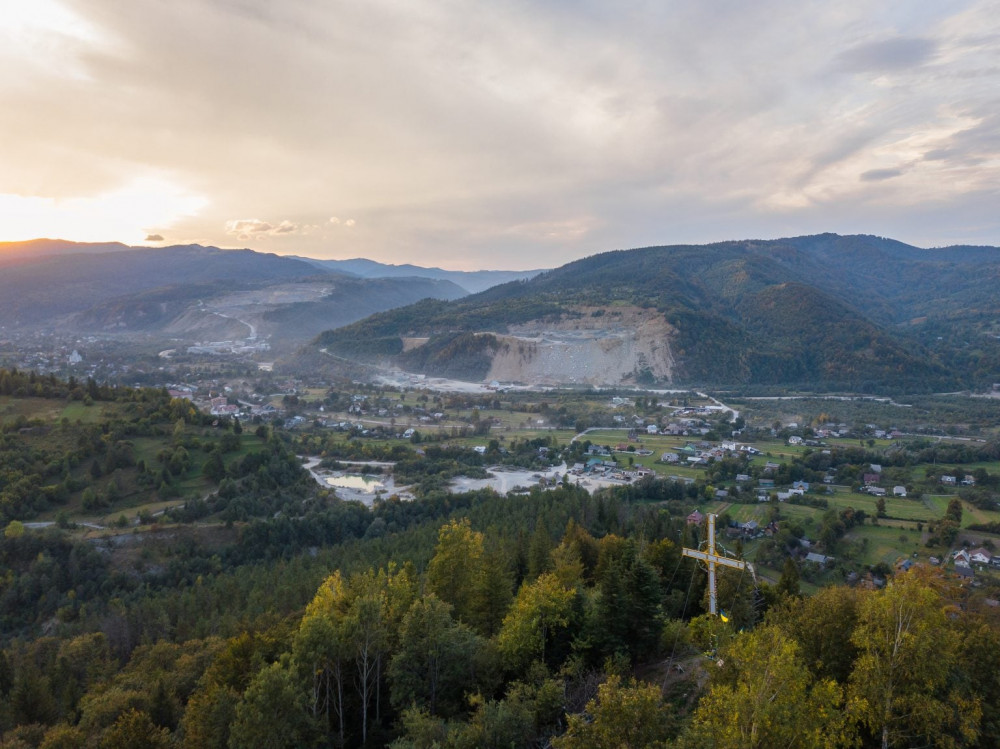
[682,513,746,616]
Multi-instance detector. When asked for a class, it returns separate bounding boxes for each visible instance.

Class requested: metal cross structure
[682,513,746,616]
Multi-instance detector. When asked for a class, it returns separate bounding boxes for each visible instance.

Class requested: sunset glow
[1,1,998,267]
[0,178,207,244]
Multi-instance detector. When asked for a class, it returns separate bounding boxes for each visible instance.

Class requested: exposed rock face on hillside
[484,307,675,386]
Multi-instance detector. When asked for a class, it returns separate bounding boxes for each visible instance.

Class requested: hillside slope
[308,234,1000,391]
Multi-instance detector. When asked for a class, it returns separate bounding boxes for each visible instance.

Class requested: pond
[325,474,385,491]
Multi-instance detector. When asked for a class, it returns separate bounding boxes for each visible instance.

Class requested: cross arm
[682,548,746,571]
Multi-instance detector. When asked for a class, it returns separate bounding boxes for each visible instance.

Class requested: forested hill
[312,233,1000,392]
[2,372,1000,747]
[0,243,467,346]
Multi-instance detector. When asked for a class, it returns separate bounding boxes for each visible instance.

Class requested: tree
[474,545,514,637]
[228,659,316,749]
[292,571,352,745]
[427,519,485,627]
[593,539,663,662]
[555,675,673,749]
[775,585,860,684]
[946,497,963,524]
[181,632,281,749]
[40,724,86,749]
[527,519,554,579]
[776,557,801,599]
[682,625,849,749]
[100,709,170,749]
[847,573,980,749]
[959,612,1000,748]
[388,594,483,717]
[497,573,576,673]
[345,564,416,744]
[203,450,226,484]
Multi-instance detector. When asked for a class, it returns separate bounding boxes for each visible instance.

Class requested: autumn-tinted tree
[497,573,576,674]
[682,625,849,749]
[554,674,673,749]
[848,573,980,749]
[426,519,485,627]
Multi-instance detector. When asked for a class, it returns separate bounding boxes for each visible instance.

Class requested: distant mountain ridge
[307,233,1000,393]
[0,238,133,259]
[291,256,544,293]
[0,241,468,350]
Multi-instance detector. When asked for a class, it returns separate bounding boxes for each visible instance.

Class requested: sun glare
[0,178,208,244]
[0,0,101,42]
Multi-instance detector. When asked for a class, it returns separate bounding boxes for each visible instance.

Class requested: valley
[2,233,1000,748]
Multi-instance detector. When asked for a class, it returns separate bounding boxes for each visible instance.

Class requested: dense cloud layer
[1,0,998,268]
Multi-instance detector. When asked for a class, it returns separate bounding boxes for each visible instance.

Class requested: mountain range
[0,240,527,350]
[306,234,1000,393]
[291,256,543,293]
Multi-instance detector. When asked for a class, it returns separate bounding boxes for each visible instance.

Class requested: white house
[893,486,907,497]
[970,548,993,565]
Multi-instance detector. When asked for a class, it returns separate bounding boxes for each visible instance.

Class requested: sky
[1,1,998,270]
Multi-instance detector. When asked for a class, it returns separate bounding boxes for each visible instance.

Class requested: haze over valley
[5,3,1000,748]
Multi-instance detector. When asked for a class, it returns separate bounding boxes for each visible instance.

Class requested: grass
[844,523,926,567]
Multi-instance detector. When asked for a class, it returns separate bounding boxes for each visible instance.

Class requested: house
[863,473,881,486]
[896,558,915,573]
[714,489,729,499]
[868,486,887,497]
[759,478,775,488]
[805,552,833,566]
[953,549,971,567]
[686,510,704,526]
[893,486,907,497]
[954,565,974,581]
[646,424,659,435]
[963,475,977,486]
[970,548,993,565]
[735,473,751,483]
[792,480,810,492]
[787,436,803,445]
[741,520,760,535]
[870,464,883,474]
[764,462,781,473]
[940,475,957,485]
[661,452,680,463]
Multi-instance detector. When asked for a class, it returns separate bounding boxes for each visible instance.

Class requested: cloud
[145,233,164,241]
[836,37,938,74]
[225,218,300,239]
[860,168,904,182]
[2,1,998,266]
